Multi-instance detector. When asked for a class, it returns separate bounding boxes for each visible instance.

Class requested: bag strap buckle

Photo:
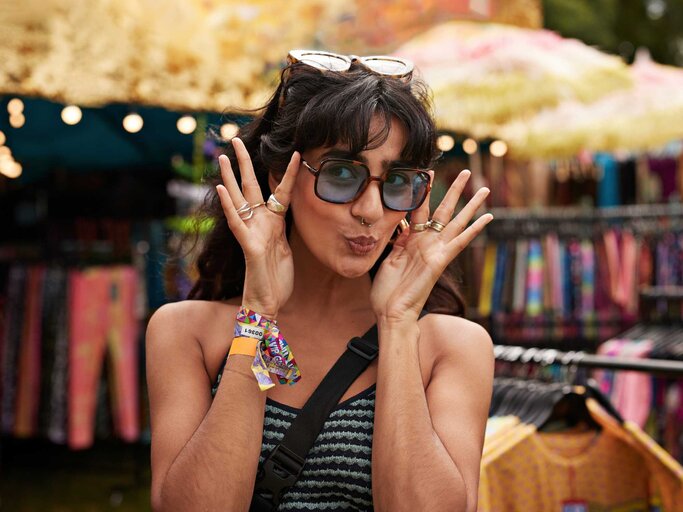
[254,444,305,506]
[347,337,378,361]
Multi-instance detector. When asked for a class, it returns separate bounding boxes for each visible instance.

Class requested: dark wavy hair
[184,61,466,315]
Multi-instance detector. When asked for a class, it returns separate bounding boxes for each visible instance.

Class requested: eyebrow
[320,148,414,169]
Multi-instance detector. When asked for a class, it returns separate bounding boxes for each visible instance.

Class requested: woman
[146,51,494,512]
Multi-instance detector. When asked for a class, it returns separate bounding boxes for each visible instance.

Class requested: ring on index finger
[427,219,446,233]
[266,194,288,214]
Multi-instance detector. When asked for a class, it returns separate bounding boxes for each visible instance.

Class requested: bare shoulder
[146,299,242,376]
[418,313,494,372]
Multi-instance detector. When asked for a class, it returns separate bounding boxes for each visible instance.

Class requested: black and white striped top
[260,385,376,511]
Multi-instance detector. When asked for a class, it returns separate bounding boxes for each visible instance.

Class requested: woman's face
[288,116,412,278]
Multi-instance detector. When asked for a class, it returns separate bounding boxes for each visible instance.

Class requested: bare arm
[147,302,266,512]
[372,315,493,511]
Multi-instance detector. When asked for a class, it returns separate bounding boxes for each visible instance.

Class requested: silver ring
[410,222,429,232]
[236,202,253,220]
[266,194,288,214]
[427,219,446,232]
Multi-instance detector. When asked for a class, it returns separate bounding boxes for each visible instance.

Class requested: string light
[123,113,143,133]
[177,115,197,134]
[462,138,478,155]
[0,146,10,157]
[220,122,239,140]
[7,98,24,115]
[2,161,22,178]
[9,113,25,128]
[61,105,83,125]
[490,140,508,157]
[436,134,455,152]
[0,130,5,146]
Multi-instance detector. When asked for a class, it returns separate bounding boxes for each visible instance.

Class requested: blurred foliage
[543,0,683,66]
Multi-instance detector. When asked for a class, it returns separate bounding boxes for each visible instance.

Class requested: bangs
[291,73,437,168]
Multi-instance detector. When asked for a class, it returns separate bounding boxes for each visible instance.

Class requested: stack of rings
[236,194,288,220]
[410,219,445,233]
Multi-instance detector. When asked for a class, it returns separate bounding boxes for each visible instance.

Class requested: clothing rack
[494,344,683,378]
[489,203,683,221]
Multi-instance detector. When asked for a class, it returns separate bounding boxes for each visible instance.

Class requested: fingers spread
[218,154,247,208]
[272,151,301,207]
[446,213,493,254]
[232,138,263,203]
[216,184,248,240]
[431,169,470,225]
[443,186,490,239]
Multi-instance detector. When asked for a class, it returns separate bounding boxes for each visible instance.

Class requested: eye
[324,162,362,180]
[385,171,411,186]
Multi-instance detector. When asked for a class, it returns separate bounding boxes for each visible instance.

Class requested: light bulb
[436,134,455,152]
[462,138,478,155]
[490,140,508,157]
[220,122,239,140]
[7,98,24,115]
[0,130,5,145]
[123,113,143,133]
[9,113,25,128]
[61,105,82,125]
[0,160,21,178]
[177,115,197,134]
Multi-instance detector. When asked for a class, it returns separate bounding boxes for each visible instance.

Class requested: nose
[349,177,384,225]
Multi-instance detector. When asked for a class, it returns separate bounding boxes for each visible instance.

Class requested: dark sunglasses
[287,49,414,80]
[302,158,431,212]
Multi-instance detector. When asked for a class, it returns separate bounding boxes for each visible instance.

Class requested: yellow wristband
[228,336,259,357]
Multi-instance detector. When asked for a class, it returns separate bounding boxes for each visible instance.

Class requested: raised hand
[370,170,493,326]
[215,138,300,318]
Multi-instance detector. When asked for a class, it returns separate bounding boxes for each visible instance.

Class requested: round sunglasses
[302,158,431,212]
[287,50,414,80]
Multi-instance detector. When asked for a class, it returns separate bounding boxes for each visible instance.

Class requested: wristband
[234,306,302,391]
[228,336,259,357]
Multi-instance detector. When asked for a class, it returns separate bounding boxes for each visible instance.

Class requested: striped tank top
[260,384,376,511]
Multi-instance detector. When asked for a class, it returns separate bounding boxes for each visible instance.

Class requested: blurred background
[2,0,683,510]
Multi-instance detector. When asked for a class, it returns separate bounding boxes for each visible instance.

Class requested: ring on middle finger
[266,194,288,214]
[410,222,429,232]
[427,219,446,233]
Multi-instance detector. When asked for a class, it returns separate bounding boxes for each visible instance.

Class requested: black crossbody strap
[251,311,427,511]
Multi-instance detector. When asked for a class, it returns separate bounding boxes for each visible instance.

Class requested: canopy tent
[0,0,343,112]
[0,0,541,113]
[499,52,683,158]
[394,20,633,139]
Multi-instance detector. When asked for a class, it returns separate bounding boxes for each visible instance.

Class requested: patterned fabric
[260,385,377,511]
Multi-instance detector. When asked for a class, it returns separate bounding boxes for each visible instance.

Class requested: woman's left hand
[370,170,493,326]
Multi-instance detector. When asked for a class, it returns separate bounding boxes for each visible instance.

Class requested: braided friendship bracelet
[233,307,301,391]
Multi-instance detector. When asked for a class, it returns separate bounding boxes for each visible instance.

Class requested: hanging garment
[14,266,46,437]
[40,267,69,444]
[478,418,682,512]
[587,398,683,510]
[68,266,140,449]
[1,266,26,434]
[479,243,498,317]
[525,239,544,317]
[596,339,654,428]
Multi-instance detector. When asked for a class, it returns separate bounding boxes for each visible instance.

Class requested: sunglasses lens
[297,52,350,72]
[317,161,368,203]
[383,170,430,211]
[361,57,413,77]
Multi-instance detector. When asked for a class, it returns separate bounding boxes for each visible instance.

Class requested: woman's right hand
[215,138,300,319]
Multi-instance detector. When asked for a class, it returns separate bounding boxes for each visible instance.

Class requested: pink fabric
[610,340,654,428]
[68,266,139,450]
